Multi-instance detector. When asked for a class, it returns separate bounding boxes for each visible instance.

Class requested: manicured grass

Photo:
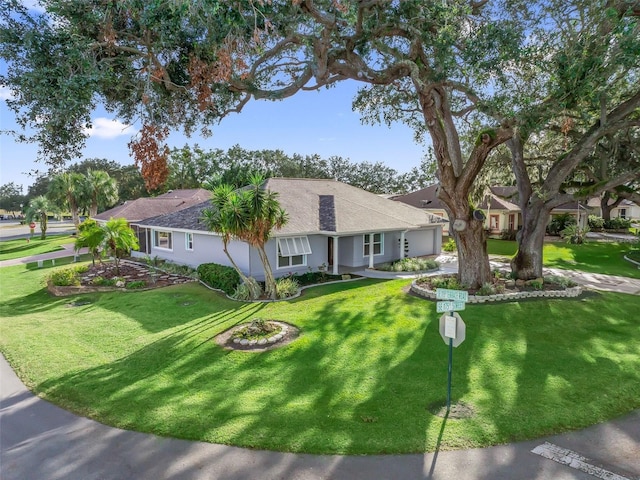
[487,239,640,279]
[1,263,639,454]
[0,234,75,261]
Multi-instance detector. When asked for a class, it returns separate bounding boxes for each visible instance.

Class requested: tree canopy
[2,0,639,286]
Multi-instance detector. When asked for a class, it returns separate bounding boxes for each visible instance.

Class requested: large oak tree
[2,0,638,286]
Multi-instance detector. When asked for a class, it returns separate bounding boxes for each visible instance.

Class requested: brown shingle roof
[138,179,440,235]
[94,189,210,223]
[392,184,447,210]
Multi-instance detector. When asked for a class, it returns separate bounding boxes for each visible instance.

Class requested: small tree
[75,218,139,274]
[202,174,287,300]
[75,218,104,265]
[25,196,52,239]
[202,184,262,300]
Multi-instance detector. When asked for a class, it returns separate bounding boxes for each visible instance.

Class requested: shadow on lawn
[30,280,640,476]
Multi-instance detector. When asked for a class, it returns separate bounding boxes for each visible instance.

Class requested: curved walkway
[2,251,640,479]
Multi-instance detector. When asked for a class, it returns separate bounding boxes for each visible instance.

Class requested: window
[153,230,172,250]
[363,233,383,256]
[185,232,194,251]
[276,236,311,269]
[277,236,312,256]
[278,254,305,268]
[490,215,500,230]
[508,214,515,231]
[619,208,627,219]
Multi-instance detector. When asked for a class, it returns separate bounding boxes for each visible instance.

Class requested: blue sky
[0,80,428,192]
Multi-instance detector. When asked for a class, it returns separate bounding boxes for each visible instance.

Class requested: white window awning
[277,236,312,256]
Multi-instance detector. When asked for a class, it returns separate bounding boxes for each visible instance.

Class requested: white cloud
[0,86,15,101]
[83,117,135,139]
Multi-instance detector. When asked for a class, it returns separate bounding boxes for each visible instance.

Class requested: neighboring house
[587,197,640,220]
[394,184,592,234]
[136,178,445,279]
[94,189,211,253]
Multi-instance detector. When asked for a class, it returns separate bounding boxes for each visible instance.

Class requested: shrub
[544,275,576,288]
[476,283,496,296]
[378,257,439,272]
[561,224,590,244]
[197,263,241,294]
[442,238,456,252]
[527,280,543,290]
[48,267,82,286]
[159,261,198,278]
[91,276,116,286]
[428,275,463,290]
[232,319,281,340]
[126,280,146,289]
[547,213,576,236]
[500,229,518,241]
[588,215,604,231]
[604,217,632,230]
[232,282,254,301]
[276,277,299,299]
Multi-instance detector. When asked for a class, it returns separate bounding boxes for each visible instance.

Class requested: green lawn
[1,262,639,454]
[0,234,75,261]
[487,239,640,278]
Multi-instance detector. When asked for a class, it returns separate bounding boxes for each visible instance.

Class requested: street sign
[436,288,468,302]
[438,312,466,347]
[436,300,466,313]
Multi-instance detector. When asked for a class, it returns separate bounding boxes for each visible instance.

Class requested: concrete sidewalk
[1,354,639,480]
[0,244,88,268]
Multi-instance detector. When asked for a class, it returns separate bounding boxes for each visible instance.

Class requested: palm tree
[202,184,262,299]
[75,218,104,265]
[25,196,52,239]
[85,169,118,217]
[74,217,139,274]
[203,174,287,300]
[47,172,85,232]
[240,174,288,300]
[102,218,139,275]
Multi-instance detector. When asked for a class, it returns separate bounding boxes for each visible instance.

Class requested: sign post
[437,289,468,412]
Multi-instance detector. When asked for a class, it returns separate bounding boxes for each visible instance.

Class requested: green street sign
[435,288,469,302]
[436,300,466,313]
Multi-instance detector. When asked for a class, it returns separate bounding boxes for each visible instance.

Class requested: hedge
[196,263,241,294]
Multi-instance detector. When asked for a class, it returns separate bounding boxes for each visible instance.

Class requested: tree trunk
[511,200,550,280]
[90,200,98,218]
[222,242,261,299]
[256,245,277,300]
[452,218,492,288]
[600,192,622,222]
[40,213,47,240]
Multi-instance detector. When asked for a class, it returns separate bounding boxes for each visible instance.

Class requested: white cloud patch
[83,117,135,139]
[0,86,15,101]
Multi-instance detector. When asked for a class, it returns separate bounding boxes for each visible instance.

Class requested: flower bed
[411,273,583,303]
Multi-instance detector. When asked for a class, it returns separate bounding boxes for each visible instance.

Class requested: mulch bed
[214,321,300,352]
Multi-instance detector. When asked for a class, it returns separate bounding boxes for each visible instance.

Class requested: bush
[547,213,576,236]
[442,238,456,252]
[544,275,577,288]
[91,276,117,286]
[276,277,299,299]
[561,224,590,244]
[428,275,463,290]
[126,280,146,289]
[197,263,241,294]
[500,229,518,241]
[603,217,632,230]
[378,257,439,272]
[588,215,604,231]
[158,261,198,278]
[232,282,253,301]
[48,267,82,286]
[476,282,496,296]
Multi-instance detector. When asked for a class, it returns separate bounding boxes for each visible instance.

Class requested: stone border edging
[410,281,583,303]
[623,254,640,268]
